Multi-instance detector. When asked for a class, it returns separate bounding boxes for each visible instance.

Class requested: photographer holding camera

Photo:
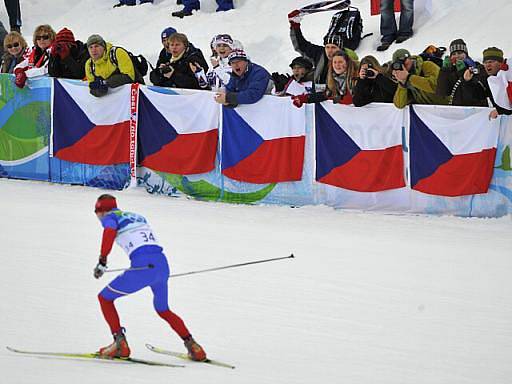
[149,32,208,90]
[48,28,89,80]
[436,39,487,107]
[391,48,449,109]
[352,55,397,107]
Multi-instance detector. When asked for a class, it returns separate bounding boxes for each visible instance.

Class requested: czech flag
[221,96,305,184]
[410,106,499,197]
[137,88,219,175]
[52,79,131,165]
[315,102,405,192]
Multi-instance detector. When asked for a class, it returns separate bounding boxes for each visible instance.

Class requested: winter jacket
[352,73,397,106]
[206,56,232,90]
[85,43,136,96]
[393,56,450,108]
[290,26,358,91]
[15,45,51,78]
[224,61,272,107]
[48,40,89,80]
[436,60,488,107]
[1,47,28,73]
[150,44,208,90]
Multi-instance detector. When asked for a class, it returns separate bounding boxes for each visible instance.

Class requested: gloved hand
[271,72,291,92]
[442,56,452,70]
[89,77,108,94]
[455,59,466,72]
[292,93,309,108]
[14,67,27,88]
[501,59,509,72]
[55,43,71,60]
[93,258,107,279]
[288,10,302,29]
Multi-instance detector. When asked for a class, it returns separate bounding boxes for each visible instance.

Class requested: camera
[470,67,479,75]
[392,60,404,71]
[160,64,174,75]
[367,63,373,69]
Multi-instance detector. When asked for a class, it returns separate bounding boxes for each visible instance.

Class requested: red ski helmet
[95,194,117,213]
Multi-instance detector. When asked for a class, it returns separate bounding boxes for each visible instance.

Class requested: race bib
[116,224,159,255]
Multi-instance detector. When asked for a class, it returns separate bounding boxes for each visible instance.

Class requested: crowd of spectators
[0,7,510,117]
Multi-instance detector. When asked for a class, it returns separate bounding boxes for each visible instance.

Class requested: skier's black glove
[93,258,107,279]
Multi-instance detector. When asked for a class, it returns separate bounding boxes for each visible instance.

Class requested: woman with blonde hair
[1,31,28,73]
[292,49,359,107]
[14,24,56,88]
[352,55,397,107]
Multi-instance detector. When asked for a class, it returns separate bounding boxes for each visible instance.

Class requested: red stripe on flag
[222,136,305,184]
[319,145,405,192]
[141,129,218,175]
[413,148,497,196]
[55,121,130,165]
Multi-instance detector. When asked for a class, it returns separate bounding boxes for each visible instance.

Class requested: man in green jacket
[391,48,449,108]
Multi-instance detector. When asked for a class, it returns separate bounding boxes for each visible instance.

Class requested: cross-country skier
[93,194,207,361]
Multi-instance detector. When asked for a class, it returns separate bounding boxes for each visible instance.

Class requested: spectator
[292,50,358,107]
[352,55,397,106]
[272,56,313,96]
[4,0,21,33]
[206,33,234,90]
[391,48,449,108]
[48,28,89,80]
[149,32,209,90]
[113,0,153,8]
[172,0,234,18]
[480,47,512,118]
[436,39,487,107]
[214,49,272,108]
[1,31,27,73]
[84,34,137,97]
[377,0,414,51]
[14,24,55,88]
[288,9,358,92]
[154,27,177,69]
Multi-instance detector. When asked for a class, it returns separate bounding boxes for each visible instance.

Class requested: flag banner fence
[1,74,512,217]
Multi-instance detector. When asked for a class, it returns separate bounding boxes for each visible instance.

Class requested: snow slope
[2,1,512,383]
[1,179,511,384]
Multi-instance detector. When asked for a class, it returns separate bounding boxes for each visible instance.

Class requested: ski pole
[170,254,295,278]
[104,264,155,273]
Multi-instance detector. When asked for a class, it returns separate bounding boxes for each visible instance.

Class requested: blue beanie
[161,27,177,40]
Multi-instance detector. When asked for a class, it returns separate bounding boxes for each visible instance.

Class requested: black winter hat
[289,56,313,71]
[323,33,343,48]
[449,39,468,55]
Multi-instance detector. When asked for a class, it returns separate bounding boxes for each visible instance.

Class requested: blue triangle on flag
[137,90,179,162]
[409,107,453,187]
[221,107,264,170]
[52,80,95,153]
[315,103,361,180]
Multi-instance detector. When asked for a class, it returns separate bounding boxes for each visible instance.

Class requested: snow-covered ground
[1,179,511,383]
[2,0,512,382]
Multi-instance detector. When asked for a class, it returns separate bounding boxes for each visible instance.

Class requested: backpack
[325,6,371,51]
[109,46,148,84]
[419,45,447,68]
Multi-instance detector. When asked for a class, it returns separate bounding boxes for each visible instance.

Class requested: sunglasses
[6,42,20,49]
[35,34,50,41]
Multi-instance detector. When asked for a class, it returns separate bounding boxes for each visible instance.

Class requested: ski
[299,0,350,15]
[6,346,184,368]
[145,343,235,369]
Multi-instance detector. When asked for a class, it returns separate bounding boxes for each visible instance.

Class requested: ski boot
[184,336,207,361]
[98,329,131,358]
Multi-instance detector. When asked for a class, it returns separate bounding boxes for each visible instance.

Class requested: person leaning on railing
[352,55,397,106]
